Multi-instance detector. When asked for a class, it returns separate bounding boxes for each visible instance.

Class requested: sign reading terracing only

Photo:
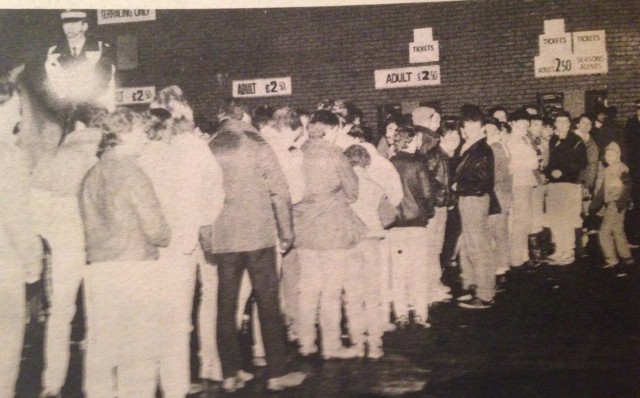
[98,10,156,25]
[115,86,156,105]
[534,19,608,78]
[374,65,441,89]
[232,77,292,98]
[409,27,440,64]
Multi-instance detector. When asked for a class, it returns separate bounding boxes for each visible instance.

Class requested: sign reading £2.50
[374,65,441,90]
[534,19,608,78]
[232,77,292,98]
[98,10,156,25]
[114,86,156,105]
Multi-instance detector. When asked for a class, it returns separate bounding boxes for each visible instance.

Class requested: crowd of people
[2,59,640,396]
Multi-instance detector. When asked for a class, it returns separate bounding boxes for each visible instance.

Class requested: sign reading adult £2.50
[534,19,608,78]
[98,10,156,25]
[374,65,441,90]
[232,77,292,98]
[114,86,156,105]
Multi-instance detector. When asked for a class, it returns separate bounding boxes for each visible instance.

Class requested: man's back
[210,121,292,253]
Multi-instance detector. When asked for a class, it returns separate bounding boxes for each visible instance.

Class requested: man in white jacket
[139,111,225,397]
[507,108,540,267]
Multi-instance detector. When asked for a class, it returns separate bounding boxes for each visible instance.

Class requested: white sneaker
[266,371,306,391]
[456,294,473,302]
[322,346,361,360]
[368,344,384,359]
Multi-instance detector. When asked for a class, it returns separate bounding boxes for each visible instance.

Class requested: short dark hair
[347,125,366,142]
[394,124,417,150]
[344,102,362,125]
[508,108,531,122]
[488,106,508,117]
[344,144,371,168]
[530,114,543,122]
[460,104,484,123]
[309,109,340,127]
[482,116,500,127]
[252,105,275,129]
[554,110,572,121]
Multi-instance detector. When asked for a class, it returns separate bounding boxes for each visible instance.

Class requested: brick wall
[3,1,640,130]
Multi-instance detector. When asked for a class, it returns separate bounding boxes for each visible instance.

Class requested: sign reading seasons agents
[114,86,156,105]
[409,28,440,64]
[232,77,292,98]
[374,65,441,89]
[97,9,156,25]
[534,19,608,78]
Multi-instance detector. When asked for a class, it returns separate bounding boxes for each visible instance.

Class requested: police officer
[45,10,115,125]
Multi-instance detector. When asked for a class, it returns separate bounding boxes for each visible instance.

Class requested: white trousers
[388,227,430,321]
[510,186,534,267]
[36,195,85,394]
[0,263,25,398]
[547,183,583,264]
[155,251,197,398]
[344,238,385,348]
[83,261,161,398]
[425,207,448,302]
[297,248,348,355]
[196,252,223,381]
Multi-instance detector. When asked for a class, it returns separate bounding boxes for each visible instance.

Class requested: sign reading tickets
[534,19,608,78]
[98,10,156,25]
[374,65,441,90]
[232,77,292,98]
[409,27,439,64]
[115,86,156,105]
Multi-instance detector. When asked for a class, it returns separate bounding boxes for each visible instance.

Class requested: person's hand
[551,170,562,179]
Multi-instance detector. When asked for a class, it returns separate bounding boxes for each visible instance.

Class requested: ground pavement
[16,252,640,397]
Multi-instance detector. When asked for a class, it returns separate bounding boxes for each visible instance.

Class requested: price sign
[535,19,608,78]
[534,54,608,77]
[232,77,292,98]
[374,65,441,90]
[114,86,156,105]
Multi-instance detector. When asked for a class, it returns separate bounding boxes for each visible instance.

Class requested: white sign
[538,33,572,56]
[232,77,292,98]
[98,9,156,25]
[535,54,608,77]
[573,30,606,55]
[413,28,433,42]
[409,41,440,63]
[535,19,607,78]
[374,65,441,90]
[114,86,156,105]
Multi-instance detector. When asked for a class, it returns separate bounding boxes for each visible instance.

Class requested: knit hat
[604,141,621,160]
[412,106,436,128]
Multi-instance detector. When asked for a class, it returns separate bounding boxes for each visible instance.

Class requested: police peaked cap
[61,10,87,20]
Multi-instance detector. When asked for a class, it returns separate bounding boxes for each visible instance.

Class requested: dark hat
[61,10,87,21]
[508,108,531,122]
[149,107,171,121]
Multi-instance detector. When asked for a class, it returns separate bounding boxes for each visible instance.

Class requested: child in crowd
[590,142,635,268]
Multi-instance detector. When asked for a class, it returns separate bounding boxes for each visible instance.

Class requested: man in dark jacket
[545,110,588,265]
[388,124,434,327]
[204,119,305,392]
[454,104,499,309]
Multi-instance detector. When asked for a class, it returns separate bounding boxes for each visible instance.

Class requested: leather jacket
[390,151,435,227]
[455,137,501,215]
[423,141,452,208]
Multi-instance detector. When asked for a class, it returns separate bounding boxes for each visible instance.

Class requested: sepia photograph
[0,1,639,396]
